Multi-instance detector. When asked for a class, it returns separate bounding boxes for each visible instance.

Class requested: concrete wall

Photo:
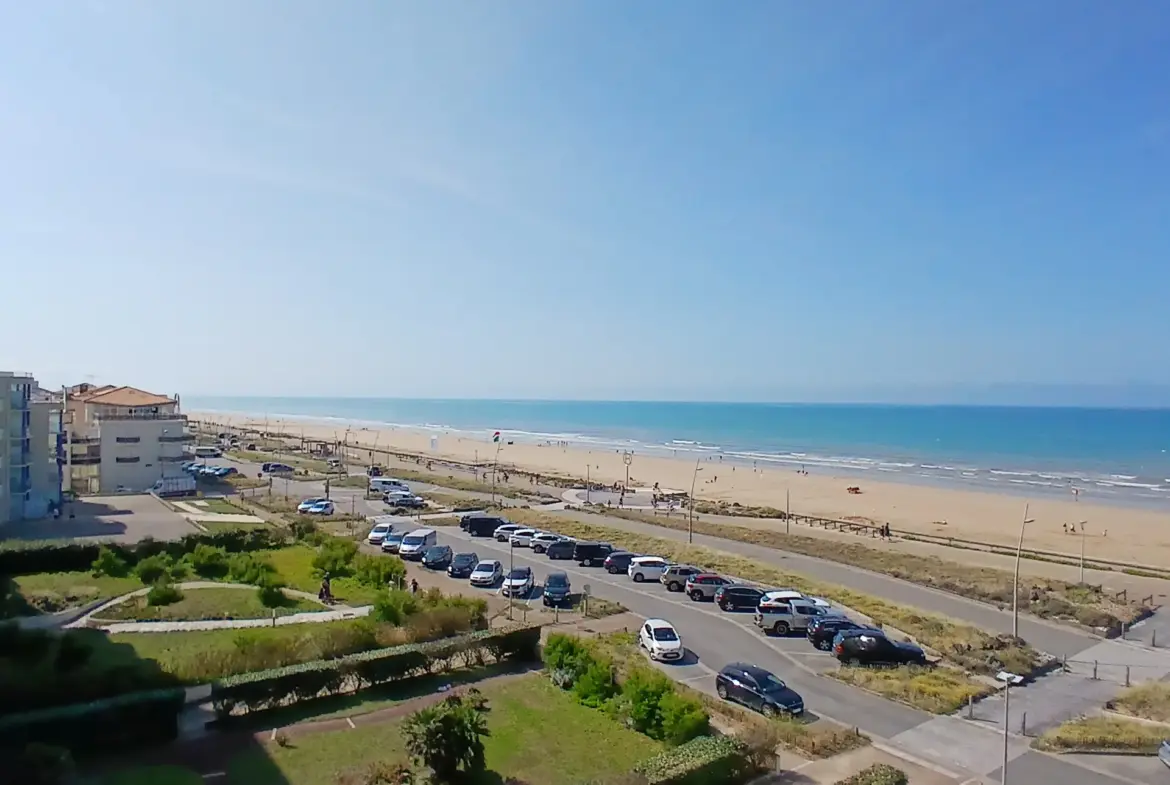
[97,416,187,492]
[27,399,61,517]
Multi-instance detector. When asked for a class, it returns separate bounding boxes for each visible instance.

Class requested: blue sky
[2,2,1168,404]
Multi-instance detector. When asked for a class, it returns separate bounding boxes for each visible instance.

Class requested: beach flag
[493,431,501,443]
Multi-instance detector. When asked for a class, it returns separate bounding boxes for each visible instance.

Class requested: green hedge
[834,763,908,785]
[632,736,752,785]
[0,528,282,576]
[211,624,541,720]
[0,687,185,756]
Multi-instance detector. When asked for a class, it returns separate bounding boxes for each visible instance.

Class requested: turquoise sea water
[185,397,1170,509]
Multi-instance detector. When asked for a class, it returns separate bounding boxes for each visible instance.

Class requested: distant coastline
[185,396,1170,512]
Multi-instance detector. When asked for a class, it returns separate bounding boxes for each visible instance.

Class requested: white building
[64,384,191,494]
[1,372,63,524]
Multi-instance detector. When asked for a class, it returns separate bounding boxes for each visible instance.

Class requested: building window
[114,456,141,463]
[115,436,141,444]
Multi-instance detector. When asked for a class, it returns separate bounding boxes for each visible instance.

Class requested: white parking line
[346,716,356,729]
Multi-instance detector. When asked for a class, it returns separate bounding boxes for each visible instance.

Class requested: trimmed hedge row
[0,688,185,756]
[632,736,752,785]
[211,624,541,720]
[0,528,282,576]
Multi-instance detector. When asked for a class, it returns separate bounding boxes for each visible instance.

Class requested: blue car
[298,497,328,513]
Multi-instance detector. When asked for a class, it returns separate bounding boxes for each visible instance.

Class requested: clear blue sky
[3,2,1168,404]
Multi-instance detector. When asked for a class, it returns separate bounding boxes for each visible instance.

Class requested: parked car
[627,556,670,583]
[462,515,507,537]
[502,566,534,598]
[421,545,453,569]
[307,500,335,515]
[834,631,927,667]
[389,494,426,509]
[573,541,614,567]
[758,590,806,611]
[367,465,383,477]
[509,528,538,548]
[398,528,438,560]
[754,598,830,636]
[530,532,565,553]
[366,521,393,546]
[1159,739,1170,769]
[714,585,765,612]
[685,573,731,602]
[447,552,480,578]
[545,539,576,560]
[380,531,406,553]
[470,560,504,587]
[806,617,872,651]
[638,619,685,662]
[266,463,294,474]
[494,524,523,542]
[542,571,572,606]
[603,551,638,574]
[660,564,702,592]
[715,663,804,718]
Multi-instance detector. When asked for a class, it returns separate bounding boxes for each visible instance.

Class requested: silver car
[469,560,504,587]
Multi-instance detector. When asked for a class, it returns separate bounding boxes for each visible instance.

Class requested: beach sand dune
[194,413,1170,570]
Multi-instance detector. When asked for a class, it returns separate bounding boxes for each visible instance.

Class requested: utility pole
[507,538,515,621]
[688,459,701,544]
[1012,504,1034,638]
[586,465,591,504]
[785,489,790,535]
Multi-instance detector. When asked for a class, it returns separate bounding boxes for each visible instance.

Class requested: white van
[397,528,437,560]
[370,477,409,493]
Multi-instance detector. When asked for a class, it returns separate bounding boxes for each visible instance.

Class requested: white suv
[628,556,670,583]
[509,528,537,547]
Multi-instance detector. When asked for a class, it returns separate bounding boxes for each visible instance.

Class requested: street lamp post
[622,451,633,491]
[688,459,702,544]
[586,465,591,504]
[1012,504,1035,638]
[507,538,515,621]
[1076,519,1089,583]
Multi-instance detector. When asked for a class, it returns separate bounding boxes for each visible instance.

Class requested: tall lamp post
[1075,519,1089,583]
[1011,504,1035,638]
[688,459,702,544]
[622,451,633,491]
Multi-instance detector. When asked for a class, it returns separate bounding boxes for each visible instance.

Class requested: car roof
[474,560,500,568]
[406,528,435,536]
[726,584,762,591]
[645,618,675,629]
[691,572,722,579]
[454,551,478,558]
[631,555,666,563]
[546,570,568,579]
[722,662,775,680]
[509,565,532,573]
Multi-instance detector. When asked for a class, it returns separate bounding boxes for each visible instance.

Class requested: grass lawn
[828,665,992,714]
[11,571,142,615]
[93,586,321,622]
[224,674,663,785]
[1110,681,1170,723]
[266,545,383,606]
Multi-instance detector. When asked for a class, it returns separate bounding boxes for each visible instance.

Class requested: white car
[298,497,328,513]
[509,528,538,547]
[628,556,671,583]
[530,532,565,554]
[639,618,684,661]
[470,560,504,587]
[494,524,523,542]
[366,522,393,545]
[759,590,805,610]
[501,566,535,597]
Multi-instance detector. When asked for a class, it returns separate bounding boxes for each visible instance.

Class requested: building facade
[64,385,192,494]
[1,372,63,524]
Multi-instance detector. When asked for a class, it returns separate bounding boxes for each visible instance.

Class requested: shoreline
[190,409,1170,569]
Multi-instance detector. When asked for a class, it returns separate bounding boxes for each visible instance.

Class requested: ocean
[184,397,1170,509]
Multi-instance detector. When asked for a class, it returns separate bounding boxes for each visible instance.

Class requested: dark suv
[714,585,764,612]
[603,551,637,574]
[834,630,927,666]
[806,616,871,651]
[715,662,804,718]
[686,573,731,602]
[573,541,614,567]
[545,539,576,560]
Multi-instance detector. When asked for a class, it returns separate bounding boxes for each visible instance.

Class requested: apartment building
[1,372,63,524]
[65,384,192,494]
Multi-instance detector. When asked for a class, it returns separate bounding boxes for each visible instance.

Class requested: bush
[355,554,407,590]
[542,633,595,679]
[256,577,289,608]
[834,763,908,785]
[573,657,619,708]
[402,689,490,781]
[188,544,230,579]
[373,590,421,625]
[0,688,185,755]
[210,625,541,720]
[658,690,710,746]
[146,582,183,607]
[312,538,359,579]
[135,555,172,586]
[632,736,752,785]
[228,552,277,585]
[90,546,129,578]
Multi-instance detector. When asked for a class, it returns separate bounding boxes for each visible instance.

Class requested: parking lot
[0,494,200,543]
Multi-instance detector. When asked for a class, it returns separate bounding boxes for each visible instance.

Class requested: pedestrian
[410,578,419,594]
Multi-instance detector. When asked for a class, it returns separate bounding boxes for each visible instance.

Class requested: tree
[402,690,491,783]
[312,538,359,579]
[135,554,171,585]
[90,546,129,578]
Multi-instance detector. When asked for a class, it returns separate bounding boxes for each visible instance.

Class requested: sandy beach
[192,412,1170,569]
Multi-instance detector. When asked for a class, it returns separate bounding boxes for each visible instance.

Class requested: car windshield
[474,563,497,573]
[402,535,424,545]
[424,547,447,558]
[546,575,568,588]
[652,627,679,642]
[508,569,530,580]
[454,554,476,564]
[372,525,389,533]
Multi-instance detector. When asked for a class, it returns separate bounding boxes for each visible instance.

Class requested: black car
[545,540,576,560]
[367,465,383,477]
[573,541,614,567]
[463,514,507,537]
[447,552,479,578]
[806,616,872,651]
[421,545,453,570]
[603,551,637,574]
[714,585,765,612]
[542,571,572,606]
[715,663,804,718]
[833,630,927,666]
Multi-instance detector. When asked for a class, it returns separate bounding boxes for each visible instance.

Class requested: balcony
[94,411,186,422]
[159,433,195,443]
[115,436,142,444]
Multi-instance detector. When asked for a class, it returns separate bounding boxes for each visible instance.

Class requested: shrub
[402,689,490,782]
[622,668,674,737]
[90,546,129,578]
[834,763,908,785]
[0,688,185,755]
[146,582,183,607]
[256,577,289,608]
[188,544,230,579]
[355,553,407,590]
[657,690,710,746]
[229,552,277,585]
[135,554,172,586]
[573,657,618,708]
[632,736,752,785]
[312,538,359,579]
[373,590,422,625]
[542,633,595,677]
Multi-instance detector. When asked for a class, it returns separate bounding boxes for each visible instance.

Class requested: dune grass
[93,586,320,622]
[828,665,992,714]
[1110,682,1170,723]
[1034,715,1166,753]
[579,505,1134,630]
[505,510,1041,675]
